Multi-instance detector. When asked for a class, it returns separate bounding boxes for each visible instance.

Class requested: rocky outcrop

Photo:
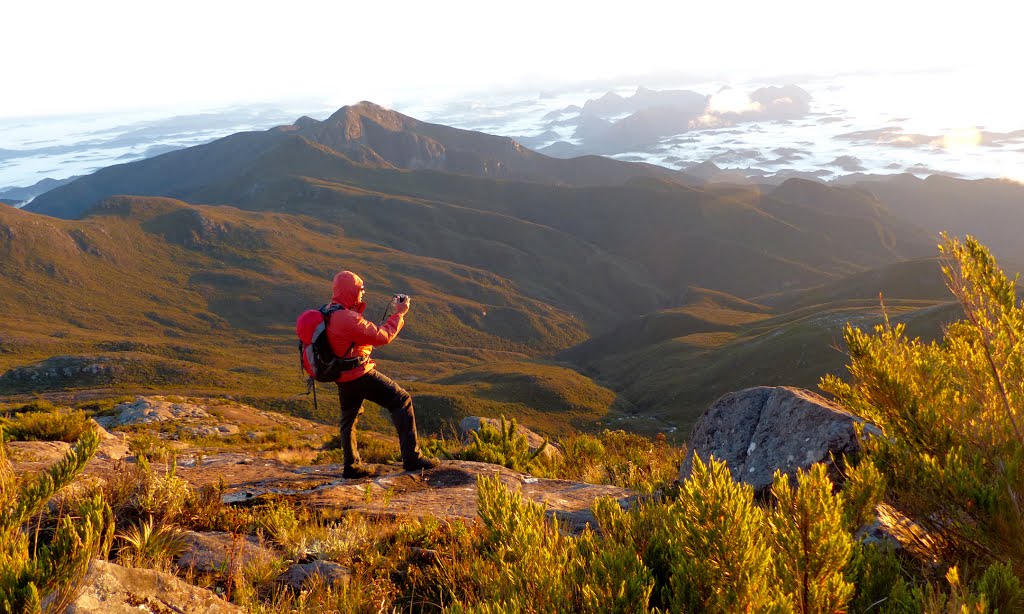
[458,416,563,462]
[5,397,631,537]
[67,558,240,613]
[680,386,876,495]
[0,356,119,391]
[97,396,240,438]
[93,421,131,460]
[100,397,213,427]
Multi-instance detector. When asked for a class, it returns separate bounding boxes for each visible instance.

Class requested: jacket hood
[332,271,364,308]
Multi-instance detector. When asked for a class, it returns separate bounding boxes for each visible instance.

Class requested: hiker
[327,270,439,479]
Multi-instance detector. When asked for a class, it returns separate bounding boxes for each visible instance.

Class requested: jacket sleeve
[351,313,405,346]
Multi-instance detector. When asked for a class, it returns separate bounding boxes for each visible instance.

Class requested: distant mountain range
[6,101,1023,434]
[0,176,80,206]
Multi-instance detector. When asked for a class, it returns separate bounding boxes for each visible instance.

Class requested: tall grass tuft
[117,516,188,569]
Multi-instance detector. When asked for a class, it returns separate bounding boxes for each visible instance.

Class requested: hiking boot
[343,464,373,479]
[403,456,440,472]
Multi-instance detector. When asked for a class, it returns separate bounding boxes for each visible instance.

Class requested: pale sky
[2,1,1019,118]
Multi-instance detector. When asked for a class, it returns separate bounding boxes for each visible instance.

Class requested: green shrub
[768,463,855,612]
[420,435,459,461]
[455,417,551,475]
[846,542,918,614]
[5,410,91,443]
[661,455,780,612]
[128,432,171,462]
[0,426,114,614]
[74,396,132,417]
[256,500,301,547]
[974,562,1024,613]
[574,516,654,613]
[317,433,401,464]
[462,474,578,611]
[823,234,1024,574]
[4,399,57,415]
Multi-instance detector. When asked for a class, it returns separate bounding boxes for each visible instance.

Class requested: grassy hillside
[10,106,996,443]
[0,199,617,436]
[563,259,967,435]
[183,136,933,302]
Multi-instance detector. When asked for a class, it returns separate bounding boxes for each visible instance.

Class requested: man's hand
[394,295,411,316]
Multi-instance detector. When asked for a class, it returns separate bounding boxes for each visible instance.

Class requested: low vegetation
[0,426,113,614]
[824,234,1024,580]
[4,235,1024,611]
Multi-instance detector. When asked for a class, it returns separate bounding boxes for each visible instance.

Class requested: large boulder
[680,386,876,495]
[458,416,562,462]
[66,558,240,613]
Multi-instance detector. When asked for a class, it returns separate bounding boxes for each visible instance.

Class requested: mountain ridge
[27,102,687,219]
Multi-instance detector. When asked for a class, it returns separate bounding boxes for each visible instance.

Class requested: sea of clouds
[2,70,1021,203]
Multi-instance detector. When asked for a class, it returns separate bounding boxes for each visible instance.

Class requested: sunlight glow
[939,128,983,150]
[707,89,763,115]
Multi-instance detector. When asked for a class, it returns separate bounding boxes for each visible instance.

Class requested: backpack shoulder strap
[319,303,355,358]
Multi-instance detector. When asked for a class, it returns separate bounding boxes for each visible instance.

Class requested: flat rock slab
[302,460,632,530]
[174,455,632,531]
[67,558,240,613]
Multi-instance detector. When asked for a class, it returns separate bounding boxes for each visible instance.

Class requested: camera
[393,293,409,304]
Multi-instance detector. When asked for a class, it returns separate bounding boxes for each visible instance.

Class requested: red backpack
[296,304,366,408]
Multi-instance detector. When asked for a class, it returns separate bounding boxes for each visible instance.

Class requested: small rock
[183,423,240,438]
[277,560,351,590]
[92,421,130,461]
[66,558,241,613]
[176,531,279,574]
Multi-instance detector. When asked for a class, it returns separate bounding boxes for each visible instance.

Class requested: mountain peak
[325,101,413,133]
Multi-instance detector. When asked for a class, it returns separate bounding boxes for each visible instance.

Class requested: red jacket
[325,271,404,382]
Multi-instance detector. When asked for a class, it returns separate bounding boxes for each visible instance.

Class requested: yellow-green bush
[457,417,552,475]
[0,426,114,614]
[4,409,92,443]
[823,235,1024,577]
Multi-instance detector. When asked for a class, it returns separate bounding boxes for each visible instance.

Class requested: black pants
[336,369,421,467]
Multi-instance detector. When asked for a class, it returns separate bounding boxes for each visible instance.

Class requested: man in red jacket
[327,270,439,479]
